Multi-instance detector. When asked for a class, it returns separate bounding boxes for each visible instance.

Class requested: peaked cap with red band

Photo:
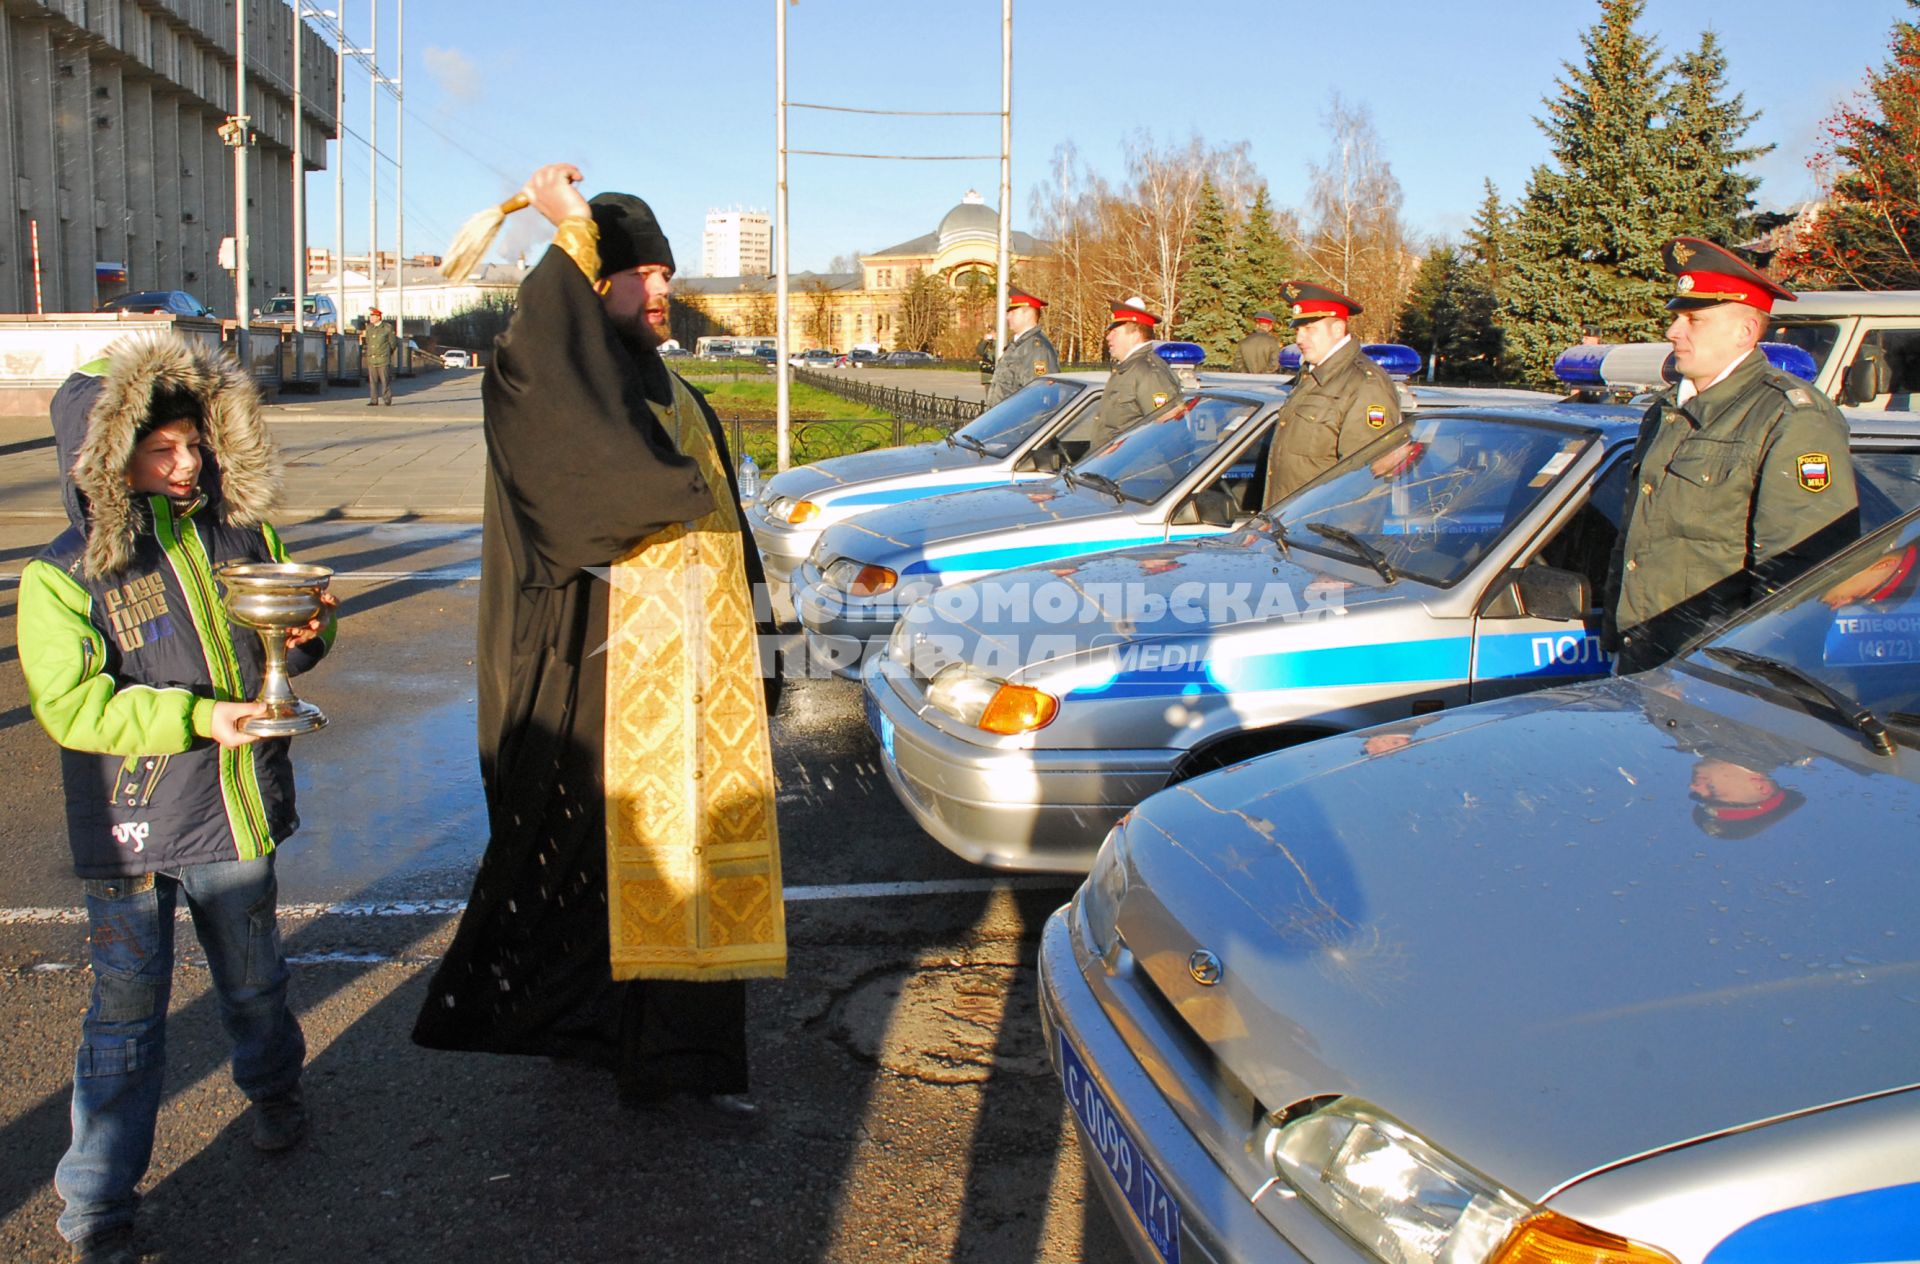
[1107,297,1160,328]
[1663,236,1796,314]
[1007,290,1047,311]
[1279,280,1362,325]
[1252,309,1276,325]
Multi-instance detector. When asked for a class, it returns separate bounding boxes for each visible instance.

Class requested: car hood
[765,441,983,502]
[1117,672,1920,1197]
[811,480,1125,566]
[895,532,1409,677]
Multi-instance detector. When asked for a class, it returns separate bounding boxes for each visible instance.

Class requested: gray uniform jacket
[987,326,1060,406]
[1087,346,1180,452]
[1263,337,1400,505]
[1233,328,1281,374]
[1605,351,1859,673]
[362,320,398,367]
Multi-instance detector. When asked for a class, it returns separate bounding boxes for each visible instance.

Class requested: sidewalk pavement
[0,373,487,523]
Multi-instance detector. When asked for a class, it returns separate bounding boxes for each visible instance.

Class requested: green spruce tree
[1664,31,1769,245]
[1501,0,1685,383]
[1237,184,1295,317]
[1173,180,1243,360]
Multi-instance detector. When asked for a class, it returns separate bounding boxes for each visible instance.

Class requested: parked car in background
[837,348,881,368]
[441,349,472,369]
[751,346,780,368]
[97,290,213,318]
[256,292,340,328]
[1041,502,1920,1264]
[879,349,939,366]
[789,348,837,368]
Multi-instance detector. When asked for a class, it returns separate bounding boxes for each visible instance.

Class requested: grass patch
[729,418,949,468]
[691,379,890,421]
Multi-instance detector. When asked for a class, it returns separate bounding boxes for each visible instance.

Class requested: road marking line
[0,876,1075,925]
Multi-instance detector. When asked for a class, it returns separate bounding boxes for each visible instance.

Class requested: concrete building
[307,259,529,328]
[701,208,770,279]
[680,191,1044,352]
[2,0,337,316]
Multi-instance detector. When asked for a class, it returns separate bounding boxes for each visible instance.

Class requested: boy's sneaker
[251,1088,308,1152]
[69,1224,138,1263]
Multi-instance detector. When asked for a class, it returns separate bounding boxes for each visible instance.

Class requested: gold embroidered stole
[602,373,786,981]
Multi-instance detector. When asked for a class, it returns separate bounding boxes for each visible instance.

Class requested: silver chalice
[216,561,333,737]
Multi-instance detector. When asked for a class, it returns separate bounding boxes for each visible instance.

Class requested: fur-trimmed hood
[50,333,283,578]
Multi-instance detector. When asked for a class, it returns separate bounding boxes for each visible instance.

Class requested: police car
[1039,503,1920,1264]
[793,346,1511,677]
[751,344,1241,583]
[860,347,1920,871]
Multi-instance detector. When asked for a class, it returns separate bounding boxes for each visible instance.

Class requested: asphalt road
[0,398,1126,1260]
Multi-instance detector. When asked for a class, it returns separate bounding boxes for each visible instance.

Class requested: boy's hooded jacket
[18,334,333,878]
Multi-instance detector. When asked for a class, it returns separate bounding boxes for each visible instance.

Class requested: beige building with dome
[677,191,1045,351]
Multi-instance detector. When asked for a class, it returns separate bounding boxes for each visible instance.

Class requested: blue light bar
[1362,344,1423,378]
[1552,345,1610,386]
[1759,341,1818,382]
[1153,340,1207,367]
[1278,345,1303,373]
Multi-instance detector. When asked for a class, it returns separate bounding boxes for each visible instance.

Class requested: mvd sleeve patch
[1151,392,1171,408]
[1797,452,1832,492]
[1034,358,1049,374]
[1366,404,1389,428]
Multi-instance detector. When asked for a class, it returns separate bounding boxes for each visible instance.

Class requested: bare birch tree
[1300,94,1415,342]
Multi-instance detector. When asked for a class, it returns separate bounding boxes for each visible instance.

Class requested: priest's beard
[610,307,668,352]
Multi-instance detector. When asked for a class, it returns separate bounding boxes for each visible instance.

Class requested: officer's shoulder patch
[1366,403,1388,429]
[1151,392,1171,408]
[1785,387,1815,408]
[1033,358,1049,374]
[1797,451,1832,493]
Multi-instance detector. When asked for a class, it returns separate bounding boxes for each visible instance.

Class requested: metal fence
[793,367,985,427]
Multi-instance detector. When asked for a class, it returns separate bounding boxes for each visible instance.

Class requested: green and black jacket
[18,334,335,878]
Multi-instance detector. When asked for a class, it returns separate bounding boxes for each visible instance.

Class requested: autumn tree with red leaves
[1778,2,1920,289]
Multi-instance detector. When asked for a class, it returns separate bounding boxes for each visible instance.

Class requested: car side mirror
[1842,347,1895,405]
[1515,565,1590,621]
[1173,489,1239,528]
[1023,439,1066,473]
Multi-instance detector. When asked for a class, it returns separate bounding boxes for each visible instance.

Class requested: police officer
[1605,236,1859,674]
[985,290,1060,407]
[1262,282,1400,506]
[1233,309,1281,373]
[1085,297,1180,452]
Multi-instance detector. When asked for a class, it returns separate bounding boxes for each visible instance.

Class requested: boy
[18,333,337,1263]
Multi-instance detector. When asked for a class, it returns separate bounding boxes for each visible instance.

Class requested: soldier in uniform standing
[1232,309,1281,373]
[1085,297,1180,452]
[1605,236,1859,674]
[360,307,397,406]
[1262,282,1400,505]
[985,290,1060,407]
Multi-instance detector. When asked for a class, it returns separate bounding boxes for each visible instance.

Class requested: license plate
[1059,1030,1182,1263]
[864,690,896,762]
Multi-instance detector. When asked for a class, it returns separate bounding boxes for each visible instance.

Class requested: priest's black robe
[411,247,780,1099]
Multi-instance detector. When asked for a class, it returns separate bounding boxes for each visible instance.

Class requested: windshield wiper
[1075,471,1131,504]
[1305,521,1396,583]
[1265,516,1292,560]
[1701,647,1898,756]
[954,433,990,456]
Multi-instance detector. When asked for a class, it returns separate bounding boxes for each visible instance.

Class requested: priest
[413,163,784,1126]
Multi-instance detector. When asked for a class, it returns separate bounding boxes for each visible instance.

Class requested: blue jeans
[55,855,305,1244]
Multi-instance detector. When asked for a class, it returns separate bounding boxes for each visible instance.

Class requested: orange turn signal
[848,564,896,597]
[1491,1212,1679,1264]
[979,684,1059,734]
[788,500,821,525]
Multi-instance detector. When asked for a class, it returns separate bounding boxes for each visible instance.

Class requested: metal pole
[234,0,250,325]
[995,0,1011,356]
[395,0,405,356]
[293,5,305,338]
[30,219,43,314]
[334,2,345,339]
[369,0,379,313]
[774,0,790,472]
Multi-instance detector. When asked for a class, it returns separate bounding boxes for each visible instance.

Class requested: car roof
[1783,291,1920,318]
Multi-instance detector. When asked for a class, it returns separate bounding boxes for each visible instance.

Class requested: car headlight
[1077,823,1130,958]
[822,558,898,596]
[788,499,821,525]
[1265,1099,1677,1264]
[763,494,796,520]
[924,663,1058,734]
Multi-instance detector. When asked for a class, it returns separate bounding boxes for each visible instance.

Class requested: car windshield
[1687,510,1920,729]
[1765,317,1845,380]
[1072,394,1258,502]
[1261,413,1601,586]
[266,297,318,313]
[951,379,1088,457]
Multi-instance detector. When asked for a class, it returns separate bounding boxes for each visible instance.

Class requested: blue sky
[314,0,1911,275]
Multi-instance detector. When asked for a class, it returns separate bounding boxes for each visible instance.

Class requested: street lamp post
[232,0,250,326]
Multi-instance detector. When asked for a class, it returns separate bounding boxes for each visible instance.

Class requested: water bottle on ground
[738,452,760,504]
